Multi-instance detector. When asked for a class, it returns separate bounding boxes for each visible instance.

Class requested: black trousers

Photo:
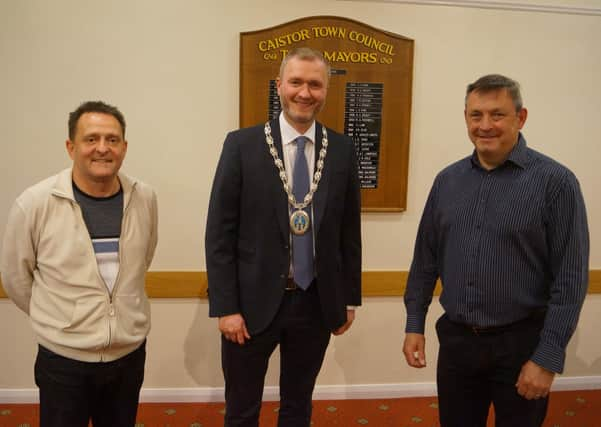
[34,341,146,427]
[221,284,331,427]
[436,313,549,427]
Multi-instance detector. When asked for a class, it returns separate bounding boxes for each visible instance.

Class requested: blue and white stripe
[92,237,120,293]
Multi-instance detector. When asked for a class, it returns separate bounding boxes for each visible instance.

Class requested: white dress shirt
[279,111,315,186]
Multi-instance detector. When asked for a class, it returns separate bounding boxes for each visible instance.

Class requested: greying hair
[465,74,523,112]
[278,47,331,80]
[68,101,126,140]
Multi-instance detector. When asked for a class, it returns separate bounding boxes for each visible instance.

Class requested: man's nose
[479,115,493,130]
[96,140,109,152]
[298,83,311,97]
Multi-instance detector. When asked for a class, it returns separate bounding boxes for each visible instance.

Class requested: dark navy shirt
[404,134,589,373]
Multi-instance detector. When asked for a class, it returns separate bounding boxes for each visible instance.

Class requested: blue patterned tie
[292,136,314,290]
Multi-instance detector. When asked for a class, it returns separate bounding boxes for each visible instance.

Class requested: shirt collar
[470,132,529,170]
[279,111,316,146]
[506,133,529,168]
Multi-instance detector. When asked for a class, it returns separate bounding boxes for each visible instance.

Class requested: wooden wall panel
[2,270,599,298]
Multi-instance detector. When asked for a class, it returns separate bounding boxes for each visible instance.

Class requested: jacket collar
[51,168,136,203]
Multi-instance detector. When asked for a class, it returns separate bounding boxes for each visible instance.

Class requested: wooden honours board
[240,16,414,211]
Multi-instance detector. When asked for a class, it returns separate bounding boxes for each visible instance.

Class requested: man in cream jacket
[1,101,158,427]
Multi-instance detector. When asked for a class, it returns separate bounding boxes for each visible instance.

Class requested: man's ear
[66,139,75,160]
[517,107,528,129]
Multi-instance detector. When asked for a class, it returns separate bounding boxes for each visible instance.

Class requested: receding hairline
[68,100,126,140]
[73,112,125,135]
[278,47,331,80]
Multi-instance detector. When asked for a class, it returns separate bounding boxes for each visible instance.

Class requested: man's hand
[333,309,355,336]
[219,313,251,345]
[516,360,555,400]
[403,333,427,368]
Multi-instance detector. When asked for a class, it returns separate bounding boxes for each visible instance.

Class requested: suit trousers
[34,341,146,427]
[221,283,331,427]
[436,313,548,427]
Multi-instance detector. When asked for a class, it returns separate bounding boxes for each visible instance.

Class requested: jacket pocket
[63,298,103,332]
[115,294,150,339]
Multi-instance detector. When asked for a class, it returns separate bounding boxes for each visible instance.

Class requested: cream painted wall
[2,296,601,388]
[1,0,600,390]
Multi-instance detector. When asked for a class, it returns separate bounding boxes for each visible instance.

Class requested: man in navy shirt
[403,74,589,426]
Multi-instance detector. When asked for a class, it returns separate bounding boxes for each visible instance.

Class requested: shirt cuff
[405,313,426,334]
[530,340,566,374]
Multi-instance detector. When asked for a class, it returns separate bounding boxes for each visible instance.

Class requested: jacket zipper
[103,184,136,359]
[71,200,112,360]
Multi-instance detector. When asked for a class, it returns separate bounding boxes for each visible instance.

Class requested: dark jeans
[436,313,548,427]
[34,341,146,427]
[221,284,331,427]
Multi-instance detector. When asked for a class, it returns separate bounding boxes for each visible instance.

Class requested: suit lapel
[268,118,290,241]
[313,122,330,236]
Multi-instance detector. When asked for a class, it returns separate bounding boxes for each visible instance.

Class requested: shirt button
[109,306,115,317]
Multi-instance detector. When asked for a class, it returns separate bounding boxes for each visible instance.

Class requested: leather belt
[468,323,517,336]
[285,278,299,291]
[459,309,546,336]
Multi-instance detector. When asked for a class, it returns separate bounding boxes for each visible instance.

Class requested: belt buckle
[470,324,505,336]
[285,279,298,291]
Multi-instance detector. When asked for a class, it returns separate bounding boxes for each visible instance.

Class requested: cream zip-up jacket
[1,168,158,362]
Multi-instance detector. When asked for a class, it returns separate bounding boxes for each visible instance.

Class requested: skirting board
[1,376,600,404]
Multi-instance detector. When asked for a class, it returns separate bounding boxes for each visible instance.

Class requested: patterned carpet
[0,390,599,426]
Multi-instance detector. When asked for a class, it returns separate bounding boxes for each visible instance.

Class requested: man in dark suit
[205,47,362,427]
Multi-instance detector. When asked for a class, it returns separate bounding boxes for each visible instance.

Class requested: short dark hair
[465,74,523,112]
[279,47,331,81]
[68,101,126,140]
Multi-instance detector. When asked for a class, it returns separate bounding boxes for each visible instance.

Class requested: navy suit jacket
[205,118,362,334]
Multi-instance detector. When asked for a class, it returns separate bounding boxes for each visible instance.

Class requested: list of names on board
[344,82,383,189]
[268,80,281,120]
